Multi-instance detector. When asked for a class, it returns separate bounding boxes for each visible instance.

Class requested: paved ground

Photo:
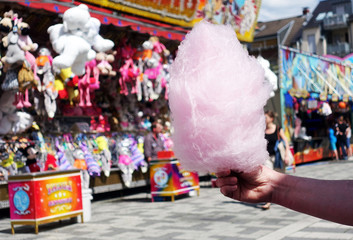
[0,160,353,240]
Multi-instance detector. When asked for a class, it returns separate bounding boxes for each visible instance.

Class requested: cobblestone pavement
[0,160,353,240]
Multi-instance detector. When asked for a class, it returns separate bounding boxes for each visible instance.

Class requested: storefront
[279,46,353,164]
[0,0,185,210]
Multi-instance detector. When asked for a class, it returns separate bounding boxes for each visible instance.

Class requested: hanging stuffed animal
[34,56,58,118]
[47,4,114,76]
[96,136,112,177]
[117,138,135,187]
[17,20,38,52]
[1,25,25,91]
[80,142,101,177]
[129,137,148,173]
[0,10,16,49]
[78,59,98,107]
[140,39,168,101]
[55,139,72,170]
[0,91,33,135]
[96,51,116,76]
[119,57,140,96]
[72,147,90,189]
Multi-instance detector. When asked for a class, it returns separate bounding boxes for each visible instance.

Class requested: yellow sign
[80,0,202,27]
[80,0,261,42]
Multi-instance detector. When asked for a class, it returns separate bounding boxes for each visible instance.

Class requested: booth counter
[89,168,149,194]
[150,158,199,202]
[8,169,83,234]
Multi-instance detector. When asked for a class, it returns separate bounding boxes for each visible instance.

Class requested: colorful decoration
[197,0,262,42]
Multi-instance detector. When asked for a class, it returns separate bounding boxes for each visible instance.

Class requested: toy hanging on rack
[17,20,38,52]
[1,20,25,92]
[117,137,135,187]
[139,38,168,101]
[72,147,90,189]
[80,142,101,178]
[119,57,140,96]
[55,139,72,170]
[47,4,114,76]
[96,51,117,77]
[95,136,112,177]
[34,48,58,118]
[78,59,99,107]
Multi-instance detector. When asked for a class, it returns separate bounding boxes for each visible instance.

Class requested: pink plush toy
[78,59,99,107]
[119,58,139,95]
[96,51,117,76]
[169,21,272,173]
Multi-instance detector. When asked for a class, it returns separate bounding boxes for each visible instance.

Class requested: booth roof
[15,0,189,42]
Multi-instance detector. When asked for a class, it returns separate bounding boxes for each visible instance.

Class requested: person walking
[345,118,352,159]
[262,110,291,210]
[328,122,339,161]
[335,116,348,160]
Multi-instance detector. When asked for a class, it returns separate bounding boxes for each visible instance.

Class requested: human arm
[279,128,291,165]
[143,134,152,161]
[216,165,353,226]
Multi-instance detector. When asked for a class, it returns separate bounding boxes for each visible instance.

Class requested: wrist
[268,170,291,205]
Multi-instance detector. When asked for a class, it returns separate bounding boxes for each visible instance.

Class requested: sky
[258,0,320,22]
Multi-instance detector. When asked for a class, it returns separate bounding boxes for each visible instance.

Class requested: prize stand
[150,151,200,202]
[8,169,83,234]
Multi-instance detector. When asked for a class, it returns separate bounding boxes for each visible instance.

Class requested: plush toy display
[48,4,114,76]
[0,4,177,183]
[169,21,272,173]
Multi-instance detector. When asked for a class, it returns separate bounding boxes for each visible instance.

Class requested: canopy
[17,0,189,41]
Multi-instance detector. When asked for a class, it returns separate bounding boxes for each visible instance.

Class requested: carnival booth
[150,151,199,202]
[0,0,185,216]
[279,46,353,164]
[8,169,83,234]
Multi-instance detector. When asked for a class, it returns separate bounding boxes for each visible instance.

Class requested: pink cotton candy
[169,21,272,173]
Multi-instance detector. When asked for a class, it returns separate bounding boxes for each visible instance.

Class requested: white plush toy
[257,56,278,97]
[0,91,33,135]
[48,4,114,76]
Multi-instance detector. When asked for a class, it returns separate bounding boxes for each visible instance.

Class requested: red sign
[8,171,82,222]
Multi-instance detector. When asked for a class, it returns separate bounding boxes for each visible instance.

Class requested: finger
[220,185,238,198]
[215,170,231,177]
[216,176,238,187]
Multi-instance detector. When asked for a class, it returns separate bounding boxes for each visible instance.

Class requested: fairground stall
[0,1,264,220]
[0,0,187,211]
[279,46,353,164]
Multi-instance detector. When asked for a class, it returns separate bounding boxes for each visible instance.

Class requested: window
[308,34,316,53]
[336,5,344,14]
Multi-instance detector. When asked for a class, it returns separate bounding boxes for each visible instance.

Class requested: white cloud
[258,0,320,21]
